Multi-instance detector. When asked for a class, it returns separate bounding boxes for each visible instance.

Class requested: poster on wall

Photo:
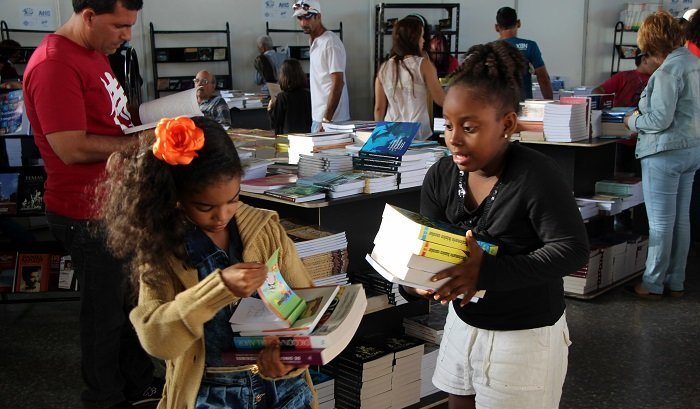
[261,0,294,21]
[19,5,56,30]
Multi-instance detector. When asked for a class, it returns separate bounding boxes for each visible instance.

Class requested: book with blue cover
[359,121,420,160]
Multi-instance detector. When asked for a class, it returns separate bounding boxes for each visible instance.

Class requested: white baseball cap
[293,0,321,17]
[682,8,697,21]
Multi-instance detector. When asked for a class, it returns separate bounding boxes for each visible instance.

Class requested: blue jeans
[46,213,154,408]
[311,121,322,133]
[640,145,700,293]
[195,369,313,408]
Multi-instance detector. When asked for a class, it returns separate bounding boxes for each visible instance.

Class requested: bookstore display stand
[149,22,233,98]
[611,21,639,76]
[373,3,460,77]
[264,21,343,62]
[518,138,647,299]
[242,187,420,271]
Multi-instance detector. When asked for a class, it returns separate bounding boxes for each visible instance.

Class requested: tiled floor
[1,253,698,409]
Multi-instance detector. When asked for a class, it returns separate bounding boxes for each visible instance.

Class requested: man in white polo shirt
[293,0,350,131]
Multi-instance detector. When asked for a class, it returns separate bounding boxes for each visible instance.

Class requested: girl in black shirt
[411,41,589,409]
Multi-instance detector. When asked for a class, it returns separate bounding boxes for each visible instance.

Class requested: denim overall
[185,223,313,409]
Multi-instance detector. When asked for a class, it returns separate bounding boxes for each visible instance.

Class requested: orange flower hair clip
[152,116,205,165]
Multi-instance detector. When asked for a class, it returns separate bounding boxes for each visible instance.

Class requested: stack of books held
[543,98,590,142]
[366,204,497,302]
[281,219,349,284]
[297,151,353,178]
[309,369,336,409]
[297,171,366,200]
[330,343,395,409]
[352,121,431,189]
[226,249,366,365]
[287,132,355,164]
[402,301,448,344]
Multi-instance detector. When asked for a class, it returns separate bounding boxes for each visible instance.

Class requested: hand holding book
[431,230,484,307]
[220,262,267,298]
[257,336,309,375]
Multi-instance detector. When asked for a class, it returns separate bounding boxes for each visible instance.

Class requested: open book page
[266,82,282,99]
[257,248,307,324]
[124,88,202,134]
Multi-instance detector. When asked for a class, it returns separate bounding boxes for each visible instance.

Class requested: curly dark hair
[448,41,528,115]
[96,117,242,291]
[686,10,700,46]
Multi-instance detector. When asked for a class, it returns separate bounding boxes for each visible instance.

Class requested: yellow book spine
[417,226,468,251]
[417,241,467,264]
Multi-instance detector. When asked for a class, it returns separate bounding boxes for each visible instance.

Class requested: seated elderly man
[195,69,231,129]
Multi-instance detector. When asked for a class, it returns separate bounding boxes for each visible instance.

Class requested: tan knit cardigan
[130,203,317,409]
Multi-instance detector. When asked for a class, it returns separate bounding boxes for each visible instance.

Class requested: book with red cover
[14,253,51,293]
[0,251,17,293]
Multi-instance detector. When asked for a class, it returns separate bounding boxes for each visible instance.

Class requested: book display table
[242,187,421,272]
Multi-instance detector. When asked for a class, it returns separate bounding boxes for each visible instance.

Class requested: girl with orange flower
[97,116,317,409]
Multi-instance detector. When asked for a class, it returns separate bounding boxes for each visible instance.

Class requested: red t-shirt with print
[23,34,133,219]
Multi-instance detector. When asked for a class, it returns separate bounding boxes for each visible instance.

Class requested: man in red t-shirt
[592,53,660,107]
[23,1,160,408]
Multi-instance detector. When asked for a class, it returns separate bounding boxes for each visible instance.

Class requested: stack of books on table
[351,270,407,306]
[543,101,589,142]
[595,177,643,211]
[297,152,353,178]
[563,248,603,295]
[228,128,278,159]
[281,219,349,283]
[323,120,378,135]
[420,343,441,398]
[310,369,336,409]
[240,174,297,194]
[354,170,398,194]
[365,204,497,301]
[367,334,425,408]
[330,343,395,409]
[287,132,355,164]
[352,122,433,190]
[577,200,600,220]
[240,158,274,181]
[297,171,366,199]
[601,107,635,138]
[226,251,367,366]
[402,302,448,344]
[263,184,327,203]
[518,99,553,141]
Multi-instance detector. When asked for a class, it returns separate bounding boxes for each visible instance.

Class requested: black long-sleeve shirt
[421,142,589,330]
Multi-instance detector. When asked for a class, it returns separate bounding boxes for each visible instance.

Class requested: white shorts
[432,303,571,409]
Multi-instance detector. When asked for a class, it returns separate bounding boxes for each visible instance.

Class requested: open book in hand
[229,248,339,335]
[124,88,203,134]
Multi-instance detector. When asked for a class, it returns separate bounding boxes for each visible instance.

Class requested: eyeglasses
[193,78,210,85]
[296,13,316,20]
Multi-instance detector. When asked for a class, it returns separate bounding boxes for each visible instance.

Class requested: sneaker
[128,377,164,406]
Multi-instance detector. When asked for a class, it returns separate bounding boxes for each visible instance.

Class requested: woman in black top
[268,59,311,135]
[409,41,589,409]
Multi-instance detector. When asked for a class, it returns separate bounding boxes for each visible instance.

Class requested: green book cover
[258,249,307,325]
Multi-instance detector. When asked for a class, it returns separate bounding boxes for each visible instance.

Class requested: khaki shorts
[432,303,572,409]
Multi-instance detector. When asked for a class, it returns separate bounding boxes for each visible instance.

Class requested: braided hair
[448,41,528,115]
